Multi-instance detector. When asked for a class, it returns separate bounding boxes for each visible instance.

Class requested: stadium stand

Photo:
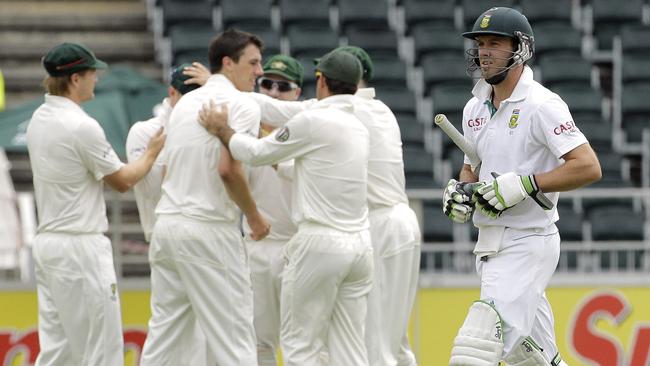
[0,0,648,281]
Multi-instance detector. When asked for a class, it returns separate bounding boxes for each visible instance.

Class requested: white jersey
[250,89,409,210]
[244,165,296,241]
[27,94,124,234]
[230,94,370,232]
[125,99,171,242]
[156,74,260,222]
[354,88,409,209]
[0,148,20,268]
[463,66,588,229]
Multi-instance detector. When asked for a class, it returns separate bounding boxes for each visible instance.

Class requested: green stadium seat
[403,0,455,35]
[338,0,389,33]
[168,23,215,65]
[161,0,213,35]
[531,23,582,61]
[421,54,470,94]
[551,84,603,123]
[431,84,472,128]
[376,87,417,118]
[403,146,435,188]
[422,200,454,242]
[520,0,572,27]
[590,204,645,241]
[280,0,330,31]
[288,25,339,59]
[412,24,465,65]
[346,28,399,58]
[539,54,593,90]
[221,0,271,29]
[397,115,425,148]
[370,57,408,89]
[591,0,643,50]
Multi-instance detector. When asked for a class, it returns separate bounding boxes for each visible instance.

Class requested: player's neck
[491,67,523,108]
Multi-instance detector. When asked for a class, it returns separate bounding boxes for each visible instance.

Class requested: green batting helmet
[463,7,534,60]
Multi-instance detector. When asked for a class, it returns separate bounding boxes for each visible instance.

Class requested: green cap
[315,49,362,86]
[263,54,304,86]
[42,42,108,77]
[335,46,374,82]
[170,63,201,95]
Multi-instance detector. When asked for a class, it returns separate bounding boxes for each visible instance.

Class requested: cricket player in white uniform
[139,29,270,366]
[126,63,214,364]
[247,54,303,366]
[246,46,422,366]
[27,42,165,366]
[198,49,373,366]
[126,63,202,242]
[443,8,601,366]
[0,148,20,270]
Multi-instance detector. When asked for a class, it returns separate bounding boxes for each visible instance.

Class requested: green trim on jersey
[484,99,497,117]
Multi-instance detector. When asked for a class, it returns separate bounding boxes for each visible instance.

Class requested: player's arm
[218,145,270,241]
[534,143,601,192]
[459,163,478,182]
[105,128,166,192]
[248,92,313,128]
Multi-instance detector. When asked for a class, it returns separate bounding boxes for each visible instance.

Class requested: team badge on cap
[275,126,290,142]
[480,14,492,28]
[271,61,287,71]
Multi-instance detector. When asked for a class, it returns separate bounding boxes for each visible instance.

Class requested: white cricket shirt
[354,88,409,209]
[244,165,296,241]
[125,98,171,241]
[155,74,260,222]
[250,90,409,209]
[230,94,370,232]
[463,66,588,229]
[27,94,124,233]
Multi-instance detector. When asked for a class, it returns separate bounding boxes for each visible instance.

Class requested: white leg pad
[449,301,504,366]
[503,337,554,366]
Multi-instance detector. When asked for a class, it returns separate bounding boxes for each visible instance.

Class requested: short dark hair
[209,28,264,73]
[324,76,358,95]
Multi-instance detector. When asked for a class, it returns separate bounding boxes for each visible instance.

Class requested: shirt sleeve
[247,92,314,128]
[229,96,262,138]
[77,118,125,180]
[276,160,295,181]
[533,95,588,159]
[126,122,164,198]
[229,112,317,166]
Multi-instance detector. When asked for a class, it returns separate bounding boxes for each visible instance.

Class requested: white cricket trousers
[280,223,373,366]
[245,237,286,366]
[366,203,421,366]
[476,225,561,359]
[32,233,124,366]
[140,215,257,366]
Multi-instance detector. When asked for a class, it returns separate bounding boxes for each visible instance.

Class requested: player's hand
[146,127,166,157]
[198,100,229,136]
[473,172,552,218]
[442,179,478,223]
[183,62,211,86]
[247,211,271,241]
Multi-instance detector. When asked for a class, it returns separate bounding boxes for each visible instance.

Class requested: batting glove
[443,179,479,224]
[474,172,551,218]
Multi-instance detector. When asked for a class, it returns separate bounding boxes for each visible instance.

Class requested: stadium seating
[422,200,454,242]
[376,87,418,119]
[338,0,389,33]
[369,57,409,90]
[346,28,399,58]
[430,84,471,128]
[421,54,471,94]
[221,0,271,30]
[621,84,650,143]
[168,23,214,66]
[403,146,435,188]
[160,0,213,36]
[402,0,455,35]
[279,0,330,32]
[412,25,465,64]
[397,114,425,148]
[287,25,340,59]
[539,54,593,90]
[589,0,644,51]
[520,0,572,28]
[531,23,582,61]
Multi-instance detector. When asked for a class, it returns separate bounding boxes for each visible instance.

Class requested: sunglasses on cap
[257,77,299,92]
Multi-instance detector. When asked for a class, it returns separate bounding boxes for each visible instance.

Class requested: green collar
[484,99,497,117]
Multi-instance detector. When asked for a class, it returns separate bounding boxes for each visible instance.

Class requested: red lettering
[0,329,39,364]
[571,292,627,366]
[630,326,650,366]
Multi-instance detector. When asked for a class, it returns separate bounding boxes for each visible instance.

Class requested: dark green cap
[42,42,108,77]
[315,49,362,86]
[263,55,304,86]
[170,63,201,95]
[335,46,374,82]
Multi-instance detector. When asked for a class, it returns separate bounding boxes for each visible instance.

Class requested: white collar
[355,87,376,100]
[471,65,534,103]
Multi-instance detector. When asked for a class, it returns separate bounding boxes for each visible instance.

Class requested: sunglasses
[257,77,299,92]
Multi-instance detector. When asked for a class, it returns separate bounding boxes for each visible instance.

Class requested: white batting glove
[442,179,478,224]
[474,172,551,218]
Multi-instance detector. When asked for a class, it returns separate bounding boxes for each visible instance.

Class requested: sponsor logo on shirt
[467,117,487,131]
[508,109,520,129]
[275,126,290,142]
[553,121,577,135]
